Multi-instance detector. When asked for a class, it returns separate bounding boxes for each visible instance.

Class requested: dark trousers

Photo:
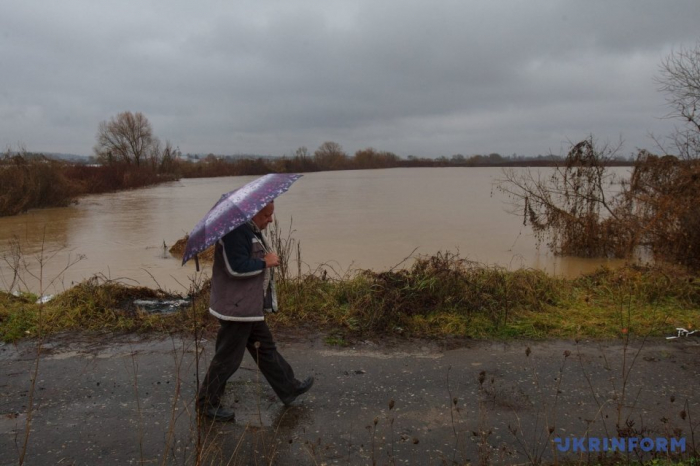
[197,319,298,408]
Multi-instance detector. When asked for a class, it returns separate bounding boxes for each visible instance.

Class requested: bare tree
[94,111,155,167]
[656,42,700,159]
[354,147,399,169]
[314,141,347,170]
[497,138,700,269]
[148,137,162,171]
[293,146,316,171]
[354,148,380,169]
[159,141,179,174]
[496,137,631,258]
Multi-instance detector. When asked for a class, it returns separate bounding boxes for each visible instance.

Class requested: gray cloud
[1,0,698,157]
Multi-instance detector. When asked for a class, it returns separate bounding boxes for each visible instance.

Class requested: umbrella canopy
[182,173,302,266]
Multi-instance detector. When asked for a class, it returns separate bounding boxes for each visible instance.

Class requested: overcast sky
[1,1,699,158]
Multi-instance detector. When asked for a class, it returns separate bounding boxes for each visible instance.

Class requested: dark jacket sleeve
[221,227,266,275]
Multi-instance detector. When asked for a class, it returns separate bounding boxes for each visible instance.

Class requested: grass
[1,252,698,344]
[274,255,699,340]
[0,276,216,342]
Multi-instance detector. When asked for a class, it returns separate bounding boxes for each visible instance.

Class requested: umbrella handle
[195,255,200,272]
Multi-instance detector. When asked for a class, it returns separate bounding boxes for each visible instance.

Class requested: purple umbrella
[182,173,302,267]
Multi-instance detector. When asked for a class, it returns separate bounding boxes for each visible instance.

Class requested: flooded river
[0,168,627,294]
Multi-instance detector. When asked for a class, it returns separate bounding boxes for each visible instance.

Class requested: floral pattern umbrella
[182,173,302,266]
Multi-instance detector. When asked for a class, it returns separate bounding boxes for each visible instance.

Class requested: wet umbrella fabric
[182,173,302,267]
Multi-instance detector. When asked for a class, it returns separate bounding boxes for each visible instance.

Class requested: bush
[0,155,77,216]
[497,139,700,272]
[0,154,181,217]
[355,253,560,332]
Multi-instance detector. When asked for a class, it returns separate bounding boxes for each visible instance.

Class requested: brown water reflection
[0,168,628,294]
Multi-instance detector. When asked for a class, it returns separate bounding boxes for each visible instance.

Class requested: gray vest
[208,231,277,321]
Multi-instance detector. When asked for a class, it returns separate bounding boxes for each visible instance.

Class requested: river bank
[2,255,698,344]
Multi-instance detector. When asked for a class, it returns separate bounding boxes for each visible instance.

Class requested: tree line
[174,145,630,179]
[89,111,606,179]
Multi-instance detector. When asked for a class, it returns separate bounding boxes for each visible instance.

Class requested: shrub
[0,155,77,216]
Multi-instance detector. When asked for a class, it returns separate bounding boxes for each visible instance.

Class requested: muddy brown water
[0,167,629,294]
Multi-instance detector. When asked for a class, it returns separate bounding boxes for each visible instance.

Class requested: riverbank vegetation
[1,252,697,344]
[498,43,700,272]
[0,150,177,216]
[497,139,700,271]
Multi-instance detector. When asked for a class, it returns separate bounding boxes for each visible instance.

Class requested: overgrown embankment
[274,254,700,340]
[1,253,698,343]
[0,155,177,216]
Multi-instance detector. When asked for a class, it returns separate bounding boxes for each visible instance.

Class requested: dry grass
[272,256,699,341]
[1,253,698,343]
[0,276,218,342]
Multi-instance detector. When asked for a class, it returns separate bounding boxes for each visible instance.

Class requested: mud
[1,332,698,465]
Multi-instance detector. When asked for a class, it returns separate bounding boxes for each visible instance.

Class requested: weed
[2,253,698,343]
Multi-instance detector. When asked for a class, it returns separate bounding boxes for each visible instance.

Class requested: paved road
[1,332,698,465]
